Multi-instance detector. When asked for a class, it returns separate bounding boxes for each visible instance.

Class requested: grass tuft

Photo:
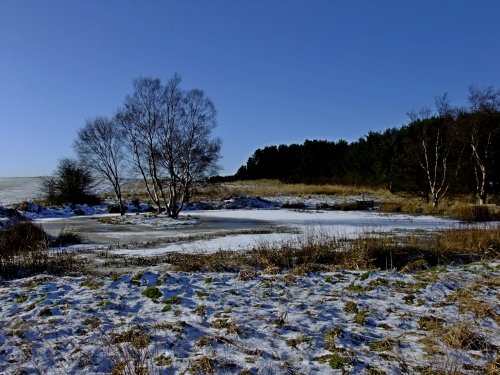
[141,286,162,301]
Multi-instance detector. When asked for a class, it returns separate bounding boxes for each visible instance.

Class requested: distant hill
[0,177,46,206]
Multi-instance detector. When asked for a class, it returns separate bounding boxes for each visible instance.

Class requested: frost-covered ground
[0,177,45,206]
[0,263,498,374]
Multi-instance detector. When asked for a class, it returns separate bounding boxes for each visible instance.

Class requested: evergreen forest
[233,88,500,206]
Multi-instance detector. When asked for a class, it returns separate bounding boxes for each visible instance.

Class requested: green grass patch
[142,286,162,301]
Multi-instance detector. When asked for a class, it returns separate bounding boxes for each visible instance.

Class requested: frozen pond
[36,209,466,256]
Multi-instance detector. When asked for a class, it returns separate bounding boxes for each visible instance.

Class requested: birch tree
[116,78,166,212]
[414,95,461,207]
[117,74,221,217]
[466,86,500,204]
[74,117,126,214]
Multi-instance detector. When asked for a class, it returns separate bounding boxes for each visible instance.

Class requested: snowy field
[0,177,45,206]
[1,263,498,374]
[1,179,499,373]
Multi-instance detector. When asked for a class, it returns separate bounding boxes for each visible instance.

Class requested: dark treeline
[234,87,500,206]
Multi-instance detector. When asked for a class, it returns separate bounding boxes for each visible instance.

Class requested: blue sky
[1,0,499,177]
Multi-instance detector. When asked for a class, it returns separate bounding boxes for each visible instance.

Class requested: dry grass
[451,204,492,222]
[441,322,491,351]
[165,226,500,274]
[445,287,500,324]
[53,230,83,247]
[434,226,500,260]
[188,356,216,374]
[195,179,390,200]
[379,195,500,222]
[105,325,154,375]
[0,223,87,279]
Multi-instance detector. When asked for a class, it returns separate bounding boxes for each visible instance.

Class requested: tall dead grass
[194,179,390,200]
[167,226,500,273]
[0,222,87,279]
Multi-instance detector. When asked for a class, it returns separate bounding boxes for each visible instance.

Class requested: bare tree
[162,87,221,217]
[414,94,462,207]
[42,158,97,205]
[466,86,500,204]
[116,78,166,212]
[418,120,451,207]
[74,117,126,214]
[118,74,221,217]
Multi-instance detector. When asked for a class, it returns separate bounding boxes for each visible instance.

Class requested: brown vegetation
[164,226,499,273]
[0,223,87,279]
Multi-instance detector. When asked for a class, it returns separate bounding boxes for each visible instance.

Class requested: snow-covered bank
[1,263,498,374]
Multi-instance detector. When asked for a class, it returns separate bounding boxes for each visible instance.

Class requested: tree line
[234,86,500,206]
[44,74,221,217]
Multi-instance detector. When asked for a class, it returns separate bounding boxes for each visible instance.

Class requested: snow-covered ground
[1,182,499,373]
[1,263,498,374]
[0,177,45,206]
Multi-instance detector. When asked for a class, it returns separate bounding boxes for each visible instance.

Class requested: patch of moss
[155,354,172,367]
[142,286,162,301]
[16,295,28,304]
[316,352,352,369]
[79,278,104,290]
[196,291,210,298]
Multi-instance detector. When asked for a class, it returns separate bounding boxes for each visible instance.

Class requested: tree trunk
[118,195,125,216]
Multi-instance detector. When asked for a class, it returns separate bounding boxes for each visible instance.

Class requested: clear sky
[1,0,499,177]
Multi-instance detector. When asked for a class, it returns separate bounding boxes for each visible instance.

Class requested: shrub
[53,230,83,247]
[42,158,99,205]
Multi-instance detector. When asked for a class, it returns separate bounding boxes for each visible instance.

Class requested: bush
[42,158,99,205]
[53,230,83,247]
